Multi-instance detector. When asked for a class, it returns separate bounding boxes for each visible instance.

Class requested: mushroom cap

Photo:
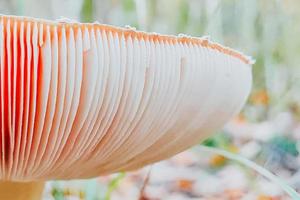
[0,15,252,181]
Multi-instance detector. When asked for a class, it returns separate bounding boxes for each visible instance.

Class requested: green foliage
[51,182,64,200]
[202,132,231,149]
[122,0,136,12]
[269,136,299,156]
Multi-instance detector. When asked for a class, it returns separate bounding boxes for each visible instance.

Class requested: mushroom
[0,14,252,199]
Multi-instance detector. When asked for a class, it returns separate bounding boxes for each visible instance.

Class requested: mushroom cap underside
[0,15,252,181]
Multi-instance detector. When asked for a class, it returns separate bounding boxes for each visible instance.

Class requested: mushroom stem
[0,181,45,200]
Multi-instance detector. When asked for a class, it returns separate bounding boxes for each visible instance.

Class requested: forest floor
[45,112,300,200]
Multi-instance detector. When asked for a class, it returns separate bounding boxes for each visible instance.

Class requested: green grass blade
[104,172,126,200]
[81,0,94,22]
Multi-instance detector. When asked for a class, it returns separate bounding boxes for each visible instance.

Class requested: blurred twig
[139,165,153,200]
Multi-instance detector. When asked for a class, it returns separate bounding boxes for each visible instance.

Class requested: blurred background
[1,0,300,199]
